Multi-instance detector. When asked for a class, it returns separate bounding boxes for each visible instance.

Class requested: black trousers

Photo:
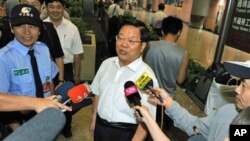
[63,63,74,133]
[94,115,137,141]
[64,63,74,83]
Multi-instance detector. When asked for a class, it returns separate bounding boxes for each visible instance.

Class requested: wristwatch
[58,80,65,83]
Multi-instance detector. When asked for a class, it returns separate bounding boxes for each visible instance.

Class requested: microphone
[55,82,91,112]
[67,82,91,104]
[4,108,65,141]
[135,72,163,103]
[55,81,75,103]
[124,81,141,106]
[124,81,142,117]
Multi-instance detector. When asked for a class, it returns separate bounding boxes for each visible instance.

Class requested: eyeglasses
[116,35,141,46]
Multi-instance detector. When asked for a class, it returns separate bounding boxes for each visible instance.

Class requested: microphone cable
[160,105,164,130]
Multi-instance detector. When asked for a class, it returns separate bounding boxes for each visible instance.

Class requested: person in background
[144,16,189,97]
[151,3,168,35]
[40,2,71,21]
[4,0,19,16]
[89,18,159,141]
[44,0,84,138]
[44,0,83,85]
[144,60,250,141]
[0,3,58,133]
[123,3,135,17]
[107,0,123,18]
[97,0,104,20]
[0,16,13,48]
[144,16,188,129]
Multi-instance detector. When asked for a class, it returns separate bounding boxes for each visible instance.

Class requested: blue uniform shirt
[0,38,58,97]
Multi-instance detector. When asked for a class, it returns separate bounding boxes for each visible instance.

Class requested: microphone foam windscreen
[135,72,153,90]
[4,108,65,141]
[124,82,138,97]
[55,81,75,102]
[68,83,91,103]
[124,81,141,106]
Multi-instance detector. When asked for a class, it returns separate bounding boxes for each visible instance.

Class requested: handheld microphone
[55,95,63,103]
[55,82,91,112]
[124,81,142,117]
[67,83,91,104]
[4,108,65,141]
[55,81,75,103]
[135,72,163,103]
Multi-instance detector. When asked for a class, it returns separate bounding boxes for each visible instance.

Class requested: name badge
[43,76,51,93]
[13,68,29,76]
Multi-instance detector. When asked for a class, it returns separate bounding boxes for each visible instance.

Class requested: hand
[145,87,172,106]
[74,75,80,85]
[89,115,96,136]
[45,95,57,100]
[133,105,152,123]
[33,97,72,113]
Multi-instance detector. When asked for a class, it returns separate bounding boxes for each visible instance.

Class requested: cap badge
[19,7,34,17]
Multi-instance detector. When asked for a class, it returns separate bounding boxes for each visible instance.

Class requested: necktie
[28,50,44,98]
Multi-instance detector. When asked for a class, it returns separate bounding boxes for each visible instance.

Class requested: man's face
[11,24,40,48]
[116,25,145,66]
[19,0,42,13]
[46,1,64,22]
[235,79,250,110]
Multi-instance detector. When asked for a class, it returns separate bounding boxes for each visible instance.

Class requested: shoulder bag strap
[112,5,117,17]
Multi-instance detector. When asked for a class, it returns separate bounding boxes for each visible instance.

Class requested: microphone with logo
[55,82,91,112]
[124,81,142,117]
[135,72,163,103]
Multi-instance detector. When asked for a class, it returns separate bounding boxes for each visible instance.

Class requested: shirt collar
[44,17,66,27]
[12,38,40,57]
[113,56,143,72]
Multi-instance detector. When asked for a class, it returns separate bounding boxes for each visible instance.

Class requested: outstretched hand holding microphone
[135,72,163,103]
[133,105,170,141]
[123,80,172,141]
[145,87,173,109]
[132,87,172,141]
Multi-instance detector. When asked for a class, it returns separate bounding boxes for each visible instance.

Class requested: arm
[89,95,99,135]
[134,106,170,141]
[50,81,55,95]
[147,88,209,136]
[0,94,71,112]
[43,22,64,84]
[55,57,64,82]
[177,51,189,85]
[132,122,148,141]
[73,54,82,84]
